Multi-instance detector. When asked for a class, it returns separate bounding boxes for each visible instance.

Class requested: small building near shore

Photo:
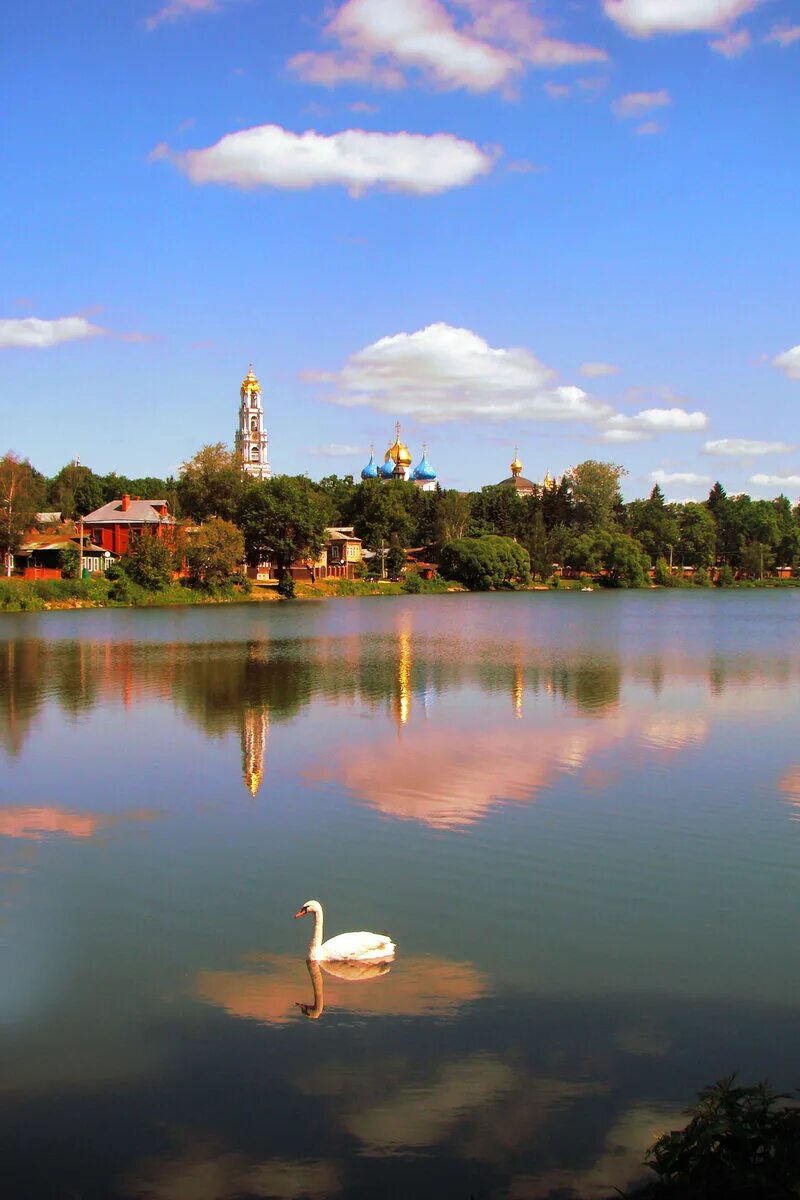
[248,526,364,583]
[14,529,117,578]
[82,495,175,557]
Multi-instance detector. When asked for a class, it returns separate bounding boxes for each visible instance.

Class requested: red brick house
[82,495,175,557]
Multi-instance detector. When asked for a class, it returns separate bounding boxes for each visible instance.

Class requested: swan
[294,899,396,963]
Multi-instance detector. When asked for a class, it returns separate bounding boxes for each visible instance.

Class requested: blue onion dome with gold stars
[361,451,379,480]
[412,451,437,482]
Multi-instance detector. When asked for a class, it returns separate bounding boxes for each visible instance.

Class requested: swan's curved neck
[307,906,323,959]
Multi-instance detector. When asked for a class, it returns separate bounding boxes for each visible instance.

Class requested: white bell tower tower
[235,365,270,480]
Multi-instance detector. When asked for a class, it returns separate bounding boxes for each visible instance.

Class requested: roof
[36,512,62,524]
[18,534,78,553]
[497,475,536,491]
[18,533,112,554]
[82,499,173,525]
[325,526,361,542]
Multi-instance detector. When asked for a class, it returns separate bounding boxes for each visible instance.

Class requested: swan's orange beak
[294,907,307,919]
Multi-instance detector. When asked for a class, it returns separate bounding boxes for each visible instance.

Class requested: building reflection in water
[241,707,269,797]
[2,628,800,823]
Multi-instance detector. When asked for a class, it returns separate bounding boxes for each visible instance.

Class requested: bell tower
[235,365,270,480]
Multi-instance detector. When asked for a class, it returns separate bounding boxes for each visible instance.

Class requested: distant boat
[581,586,594,592]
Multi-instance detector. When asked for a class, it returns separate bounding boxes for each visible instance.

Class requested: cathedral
[360,423,438,491]
[235,366,270,480]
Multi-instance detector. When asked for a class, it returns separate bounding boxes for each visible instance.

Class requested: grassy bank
[2,573,797,612]
[0,577,249,612]
[0,573,461,612]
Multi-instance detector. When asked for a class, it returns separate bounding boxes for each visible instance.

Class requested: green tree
[526,508,552,581]
[433,489,471,546]
[314,474,356,523]
[385,543,407,578]
[58,543,81,579]
[48,462,104,519]
[679,502,717,568]
[625,485,680,563]
[440,535,530,590]
[653,556,673,586]
[772,495,799,567]
[563,529,608,575]
[237,475,331,586]
[348,479,415,561]
[706,481,738,564]
[568,460,626,531]
[185,518,245,588]
[177,443,244,523]
[0,452,45,575]
[604,533,650,587]
[469,485,528,540]
[123,532,175,590]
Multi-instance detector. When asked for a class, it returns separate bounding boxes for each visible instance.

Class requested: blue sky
[2,0,799,498]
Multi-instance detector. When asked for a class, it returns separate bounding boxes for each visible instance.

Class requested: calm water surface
[1,592,799,1199]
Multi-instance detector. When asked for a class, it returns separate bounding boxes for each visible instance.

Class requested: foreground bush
[631,1076,800,1199]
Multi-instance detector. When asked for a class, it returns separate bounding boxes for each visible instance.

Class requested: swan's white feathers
[316,931,396,962]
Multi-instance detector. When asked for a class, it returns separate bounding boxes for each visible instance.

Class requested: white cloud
[145,0,221,32]
[580,361,619,376]
[709,26,751,54]
[703,438,796,456]
[612,89,671,117]
[603,0,762,37]
[0,316,106,349]
[650,469,710,485]
[636,120,663,135]
[764,24,800,46]
[319,322,614,425]
[773,345,800,380]
[157,124,494,196]
[599,407,709,441]
[289,0,607,95]
[749,473,800,489]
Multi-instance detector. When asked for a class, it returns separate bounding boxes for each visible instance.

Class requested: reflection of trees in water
[0,640,101,756]
[1,633,799,761]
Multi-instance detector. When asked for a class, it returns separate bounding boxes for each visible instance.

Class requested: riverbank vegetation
[624,1076,800,1199]
[3,449,800,598]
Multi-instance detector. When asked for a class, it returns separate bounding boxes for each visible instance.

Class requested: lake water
[1,591,799,1199]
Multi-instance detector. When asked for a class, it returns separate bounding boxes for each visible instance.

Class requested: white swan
[294,899,396,963]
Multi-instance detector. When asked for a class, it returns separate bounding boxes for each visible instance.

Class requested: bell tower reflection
[241,708,269,797]
[391,625,412,731]
[512,650,524,719]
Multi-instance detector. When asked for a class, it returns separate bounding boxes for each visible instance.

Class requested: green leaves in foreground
[636,1075,800,1199]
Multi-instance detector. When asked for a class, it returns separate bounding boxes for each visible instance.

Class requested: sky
[2,0,799,499]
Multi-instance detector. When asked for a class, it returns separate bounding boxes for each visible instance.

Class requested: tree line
[2,446,799,590]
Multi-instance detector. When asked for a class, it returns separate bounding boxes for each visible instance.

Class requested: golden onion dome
[510,449,523,477]
[241,364,261,395]
[385,438,413,467]
[543,470,555,491]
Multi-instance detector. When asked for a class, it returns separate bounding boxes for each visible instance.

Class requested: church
[360,423,438,491]
[235,366,270,479]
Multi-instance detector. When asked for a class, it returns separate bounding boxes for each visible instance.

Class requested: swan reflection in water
[297,956,393,1020]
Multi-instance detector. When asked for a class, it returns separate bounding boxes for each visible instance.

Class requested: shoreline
[1,575,797,614]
